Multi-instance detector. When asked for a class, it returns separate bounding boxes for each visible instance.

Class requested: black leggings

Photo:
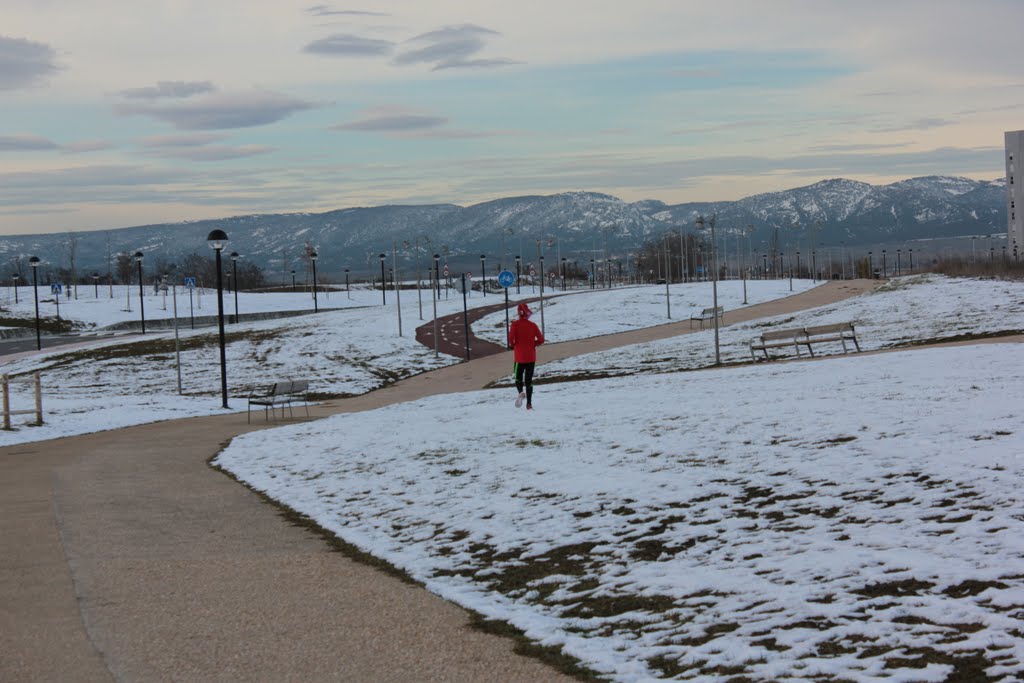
[514,362,535,402]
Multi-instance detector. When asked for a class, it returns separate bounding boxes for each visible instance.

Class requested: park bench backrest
[271,381,292,396]
[804,323,853,337]
[289,380,309,394]
[760,328,804,342]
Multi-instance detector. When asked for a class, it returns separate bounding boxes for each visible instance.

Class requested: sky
[2,1,1022,236]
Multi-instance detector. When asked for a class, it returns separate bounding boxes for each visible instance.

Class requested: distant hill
[0,175,1006,280]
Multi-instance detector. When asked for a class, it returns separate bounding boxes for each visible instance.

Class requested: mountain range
[0,175,1008,280]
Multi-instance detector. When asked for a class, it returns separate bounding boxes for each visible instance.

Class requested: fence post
[2,374,9,430]
[34,372,42,425]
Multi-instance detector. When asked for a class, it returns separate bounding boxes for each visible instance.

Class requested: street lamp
[480,254,487,296]
[561,256,567,291]
[134,251,146,334]
[379,253,386,305]
[92,273,99,298]
[882,250,887,278]
[590,258,595,289]
[515,255,521,294]
[291,269,296,291]
[230,252,240,323]
[12,273,19,304]
[695,215,721,365]
[29,257,41,350]
[310,251,319,312]
[433,253,441,300]
[345,268,350,295]
[206,229,230,409]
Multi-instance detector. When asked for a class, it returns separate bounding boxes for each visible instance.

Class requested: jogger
[508,303,544,409]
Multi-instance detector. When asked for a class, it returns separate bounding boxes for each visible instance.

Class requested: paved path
[0,279,877,682]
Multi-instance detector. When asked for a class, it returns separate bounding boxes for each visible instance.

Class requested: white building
[1007,130,1024,258]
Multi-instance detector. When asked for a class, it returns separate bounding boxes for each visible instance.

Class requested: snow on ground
[0,284,371,328]
[0,284,496,445]
[538,274,1024,381]
[474,279,819,345]
[215,342,1024,682]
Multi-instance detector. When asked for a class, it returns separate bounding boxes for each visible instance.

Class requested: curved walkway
[1,279,876,682]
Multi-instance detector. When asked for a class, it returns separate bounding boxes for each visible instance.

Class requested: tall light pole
[561,257,567,291]
[207,229,230,409]
[433,253,441,300]
[230,252,240,323]
[92,273,99,298]
[12,273,19,304]
[291,269,296,291]
[310,251,319,312]
[515,255,521,294]
[480,254,487,297]
[379,253,386,305]
[345,268,350,299]
[695,215,721,365]
[134,251,146,334]
[29,257,41,350]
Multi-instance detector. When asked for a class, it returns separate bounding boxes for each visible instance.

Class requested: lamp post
[230,252,240,323]
[695,215,721,365]
[379,253,386,305]
[909,249,914,270]
[515,255,521,294]
[433,253,441,300]
[134,251,146,334]
[29,257,41,350]
[590,258,595,289]
[762,254,767,280]
[897,249,902,276]
[12,273,19,304]
[207,229,230,409]
[310,251,319,312]
[868,251,873,278]
[561,256,567,291]
[480,254,487,296]
[92,273,99,298]
[291,269,296,291]
[345,268,350,299]
[796,250,801,280]
[882,250,887,278]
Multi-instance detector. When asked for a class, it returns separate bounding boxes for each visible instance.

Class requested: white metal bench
[690,306,724,329]
[246,379,311,423]
[750,322,860,360]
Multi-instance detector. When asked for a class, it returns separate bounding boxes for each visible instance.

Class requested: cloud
[116,90,317,130]
[0,134,59,151]
[305,6,389,17]
[0,35,60,90]
[303,34,394,57]
[139,133,229,148]
[149,144,275,161]
[394,24,517,71]
[118,80,216,100]
[62,139,116,154]
[670,68,723,79]
[872,117,953,133]
[333,113,447,132]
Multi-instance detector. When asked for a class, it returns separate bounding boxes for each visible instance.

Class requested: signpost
[497,270,516,347]
[460,273,470,360]
[184,277,196,329]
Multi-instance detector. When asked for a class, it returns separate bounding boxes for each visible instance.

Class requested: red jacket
[508,318,544,363]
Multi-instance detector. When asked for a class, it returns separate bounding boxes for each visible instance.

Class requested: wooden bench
[246,379,311,423]
[689,306,724,329]
[750,322,860,360]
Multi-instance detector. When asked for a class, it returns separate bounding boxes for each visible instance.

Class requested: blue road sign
[497,270,516,288]
[51,283,62,294]
[183,277,197,288]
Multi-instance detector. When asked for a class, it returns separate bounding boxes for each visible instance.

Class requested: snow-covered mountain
[0,176,1007,279]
